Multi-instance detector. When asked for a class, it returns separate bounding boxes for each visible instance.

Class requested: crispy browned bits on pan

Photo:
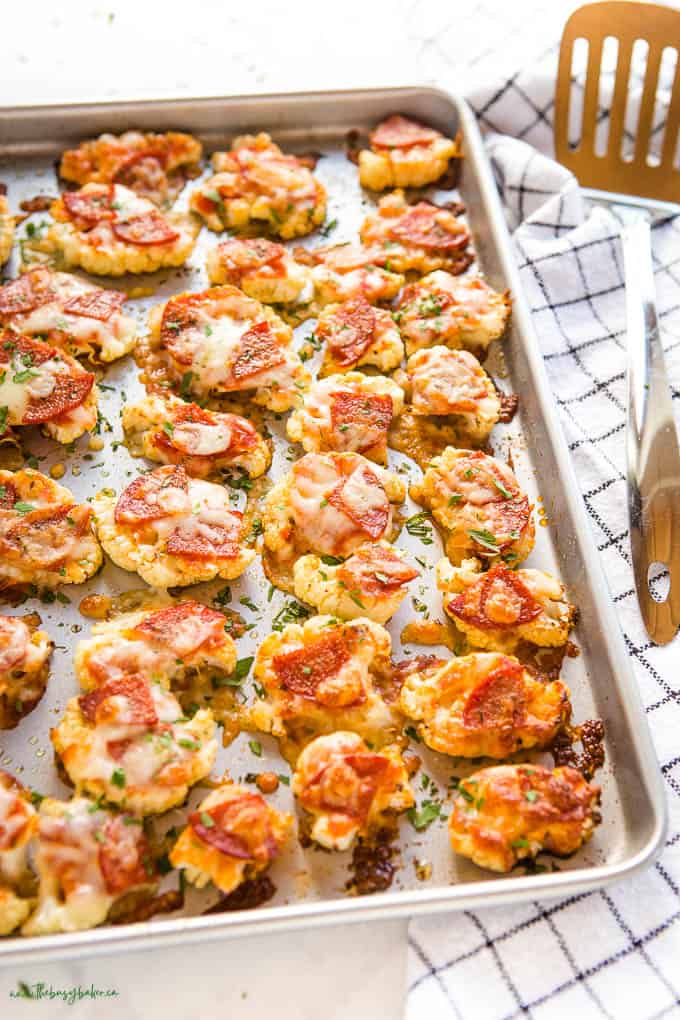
[347,830,398,895]
[256,771,279,794]
[20,195,55,213]
[203,876,277,913]
[551,719,605,781]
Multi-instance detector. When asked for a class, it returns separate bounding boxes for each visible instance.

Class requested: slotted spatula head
[555,1,680,644]
[555,0,680,203]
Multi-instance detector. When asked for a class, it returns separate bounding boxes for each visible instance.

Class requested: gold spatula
[555,0,680,644]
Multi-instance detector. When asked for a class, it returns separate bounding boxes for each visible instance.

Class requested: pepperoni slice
[483,494,532,548]
[338,545,418,598]
[0,616,30,673]
[189,793,276,862]
[154,402,257,459]
[370,115,440,150]
[328,463,390,539]
[447,565,543,630]
[165,510,242,560]
[462,659,527,731]
[62,287,125,322]
[399,282,454,317]
[78,674,158,727]
[0,482,17,509]
[273,631,350,700]
[330,391,393,451]
[217,238,287,272]
[134,601,228,656]
[112,210,179,246]
[112,148,166,181]
[320,297,376,367]
[0,503,91,568]
[389,202,469,251]
[114,465,189,525]
[0,335,95,425]
[230,320,286,381]
[63,186,115,226]
[0,269,56,319]
[99,815,155,894]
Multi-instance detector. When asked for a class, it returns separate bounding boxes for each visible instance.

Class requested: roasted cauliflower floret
[22,796,157,935]
[206,237,314,307]
[292,731,414,850]
[75,600,237,700]
[360,191,473,275]
[287,372,404,462]
[169,782,292,895]
[138,285,309,413]
[448,764,601,873]
[190,133,326,239]
[59,129,202,206]
[303,243,405,308]
[407,347,500,443]
[0,194,15,265]
[395,271,511,357]
[0,468,103,589]
[359,115,460,191]
[251,615,399,757]
[52,674,217,815]
[438,559,576,652]
[314,296,404,376]
[0,330,98,443]
[262,451,406,565]
[0,267,137,363]
[0,613,53,728]
[0,886,30,935]
[42,183,199,276]
[293,541,418,625]
[92,465,256,589]
[411,448,535,566]
[399,651,570,758]
[122,392,271,480]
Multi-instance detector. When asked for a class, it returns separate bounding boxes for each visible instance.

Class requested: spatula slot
[647,561,671,603]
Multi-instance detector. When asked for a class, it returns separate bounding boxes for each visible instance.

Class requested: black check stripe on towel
[406,70,680,1020]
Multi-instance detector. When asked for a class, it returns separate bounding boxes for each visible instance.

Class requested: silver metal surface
[0,87,668,965]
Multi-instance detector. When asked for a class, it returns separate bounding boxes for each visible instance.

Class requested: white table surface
[1,2,578,1016]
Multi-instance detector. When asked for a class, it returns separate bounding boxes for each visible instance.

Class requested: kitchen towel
[407,51,680,1020]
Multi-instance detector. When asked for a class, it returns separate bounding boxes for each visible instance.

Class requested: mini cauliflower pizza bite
[169,782,291,895]
[448,764,601,873]
[75,600,237,699]
[140,285,309,413]
[411,448,535,566]
[303,243,404,308]
[437,559,576,653]
[206,237,314,307]
[399,651,570,758]
[0,331,98,443]
[359,114,460,191]
[395,271,511,357]
[22,795,157,935]
[287,372,404,463]
[0,193,14,266]
[407,347,500,443]
[0,613,53,728]
[190,132,326,239]
[359,192,473,275]
[315,296,404,376]
[0,770,37,934]
[59,130,202,206]
[52,673,217,815]
[292,731,414,851]
[251,615,398,754]
[122,392,271,480]
[43,183,199,276]
[92,464,256,588]
[0,468,102,590]
[0,267,136,363]
[262,451,406,567]
[293,541,418,625]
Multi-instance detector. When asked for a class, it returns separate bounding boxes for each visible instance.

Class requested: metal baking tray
[0,87,667,964]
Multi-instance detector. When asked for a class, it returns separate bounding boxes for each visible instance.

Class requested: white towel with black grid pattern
[406,64,680,1020]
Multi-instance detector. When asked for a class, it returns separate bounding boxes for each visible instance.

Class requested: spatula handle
[623,217,680,643]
